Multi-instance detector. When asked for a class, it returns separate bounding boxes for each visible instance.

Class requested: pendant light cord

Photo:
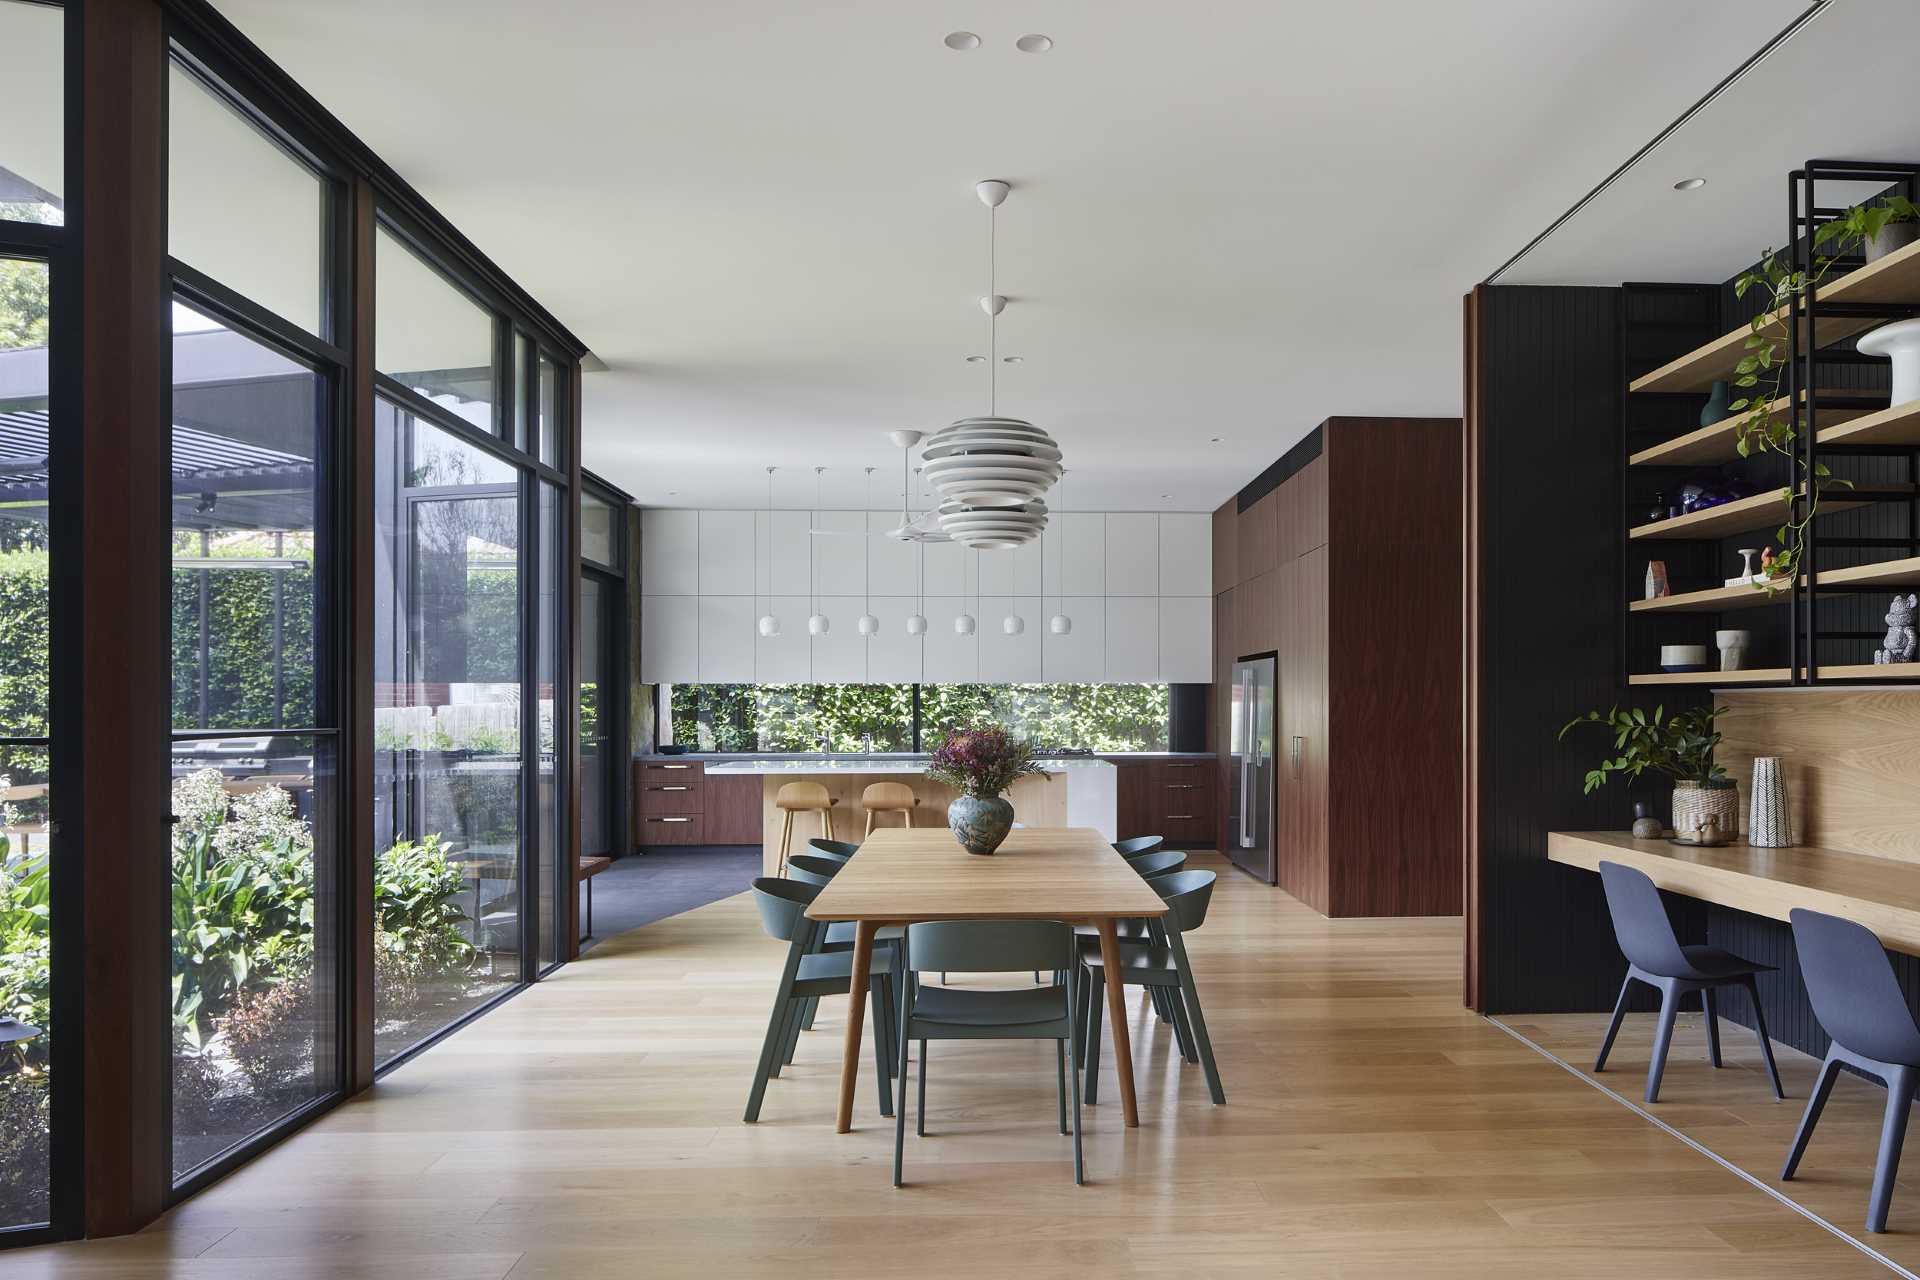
[989,202,997,415]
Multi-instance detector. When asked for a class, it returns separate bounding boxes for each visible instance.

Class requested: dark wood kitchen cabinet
[633,758,761,848]
[1111,757,1216,847]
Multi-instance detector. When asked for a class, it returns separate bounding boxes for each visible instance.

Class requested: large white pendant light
[1049,468,1072,635]
[857,466,879,636]
[807,466,829,636]
[927,179,1060,548]
[757,465,781,638]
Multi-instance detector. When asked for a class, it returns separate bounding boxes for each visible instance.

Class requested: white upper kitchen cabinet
[809,595,868,682]
[977,597,1042,681]
[754,595,811,682]
[639,509,697,596]
[1041,596,1105,682]
[756,510,812,597]
[810,512,868,596]
[696,596,755,681]
[696,511,754,595]
[1104,514,1159,596]
[640,596,697,682]
[1157,597,1212,682]
[1158,513,1212,597]
[865,596,924,682]
[1047,513,1105,596]
[867,511,920,596]
[1104,596,1160,681]
[920,596,979,681]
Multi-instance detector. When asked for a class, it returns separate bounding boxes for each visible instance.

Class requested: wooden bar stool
[861,782,919,837]
[775,781,837,876]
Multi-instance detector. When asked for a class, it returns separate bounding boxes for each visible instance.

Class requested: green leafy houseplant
[1558,703,1729,795]
[1728,197,1920,586]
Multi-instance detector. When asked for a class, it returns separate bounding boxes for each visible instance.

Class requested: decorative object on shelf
[926,725,1043,855]
[924,179,1061,549]
[757,466,781,638]
[1671,780,1739,842]
[1875,593,1918,664]
[1647,491,1667,524]
[1715,629,1752,672]
[1668,811,1734,847]
[1727,197,1918,585]
[1859,318,1920,407]
[1631,799,1663,840]
[1760,546,1780,580]
[1727,547,1762,588]
[1864,197,1920,263]
[1700,379,1732,425]
[1645,560,1670,600]
[1749,756,1794,848]
[1559,702,1730,838]
[1660,643,1709,673]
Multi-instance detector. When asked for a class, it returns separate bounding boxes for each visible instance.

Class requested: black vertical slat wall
[1473,284,1707,1015]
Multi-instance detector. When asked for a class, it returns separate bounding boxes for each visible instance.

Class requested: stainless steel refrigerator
[1227,655,1275,882]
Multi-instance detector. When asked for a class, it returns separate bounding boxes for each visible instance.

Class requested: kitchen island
[701,755,1118,873]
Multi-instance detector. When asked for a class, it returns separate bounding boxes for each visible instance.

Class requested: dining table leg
[1095,918,1140,1127]
[835,919,879,1134]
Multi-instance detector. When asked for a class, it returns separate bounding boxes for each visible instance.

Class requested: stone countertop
[702,756,1119,775]
[638,751,1215,763]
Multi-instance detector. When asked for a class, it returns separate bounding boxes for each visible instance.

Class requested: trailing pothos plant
[1728,196,1920,588]
[1558,703,1729,795]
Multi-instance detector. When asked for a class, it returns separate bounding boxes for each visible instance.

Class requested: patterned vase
[1748,757,1794,848]
[1671,780,1739,840]
[948,793,1014,855]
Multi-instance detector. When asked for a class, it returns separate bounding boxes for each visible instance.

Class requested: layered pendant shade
[925,416,1059,548]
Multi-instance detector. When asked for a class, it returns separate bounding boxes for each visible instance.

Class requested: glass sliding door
[372,400,525,1062]
[166,301,339,1180]
[536,482,564,970]
[0,253,52,1230]
[578,573,612,862]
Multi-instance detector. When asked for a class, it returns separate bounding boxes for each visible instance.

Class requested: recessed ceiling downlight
[1674,177,1706,191]
[966,355,987,363]
[944,31,981,50]
[1015,33,1053,52]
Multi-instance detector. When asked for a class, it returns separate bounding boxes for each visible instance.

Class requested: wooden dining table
[805,825,1169,1133]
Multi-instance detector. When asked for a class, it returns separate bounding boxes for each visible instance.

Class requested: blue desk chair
[1077,869,1225,1106]
[744,877,897,1123]
[1594,861,1783,1103]
[893,921,1085,1186]
[1783,908,1920,1233]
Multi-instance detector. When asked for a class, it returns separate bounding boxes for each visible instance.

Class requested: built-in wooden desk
[1549,831,1920,955]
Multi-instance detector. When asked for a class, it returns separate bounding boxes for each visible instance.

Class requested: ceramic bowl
[1660,643,1709,673]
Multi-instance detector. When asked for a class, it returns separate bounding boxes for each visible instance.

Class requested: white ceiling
[212,0,1812,511]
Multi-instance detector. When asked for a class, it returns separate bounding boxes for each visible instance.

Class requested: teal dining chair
[893,920,1085,1186]
[1076,869,1225,1106]
[744,877,898,1123]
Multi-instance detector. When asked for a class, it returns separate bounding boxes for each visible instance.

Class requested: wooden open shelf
[1628,668,1791,686]
[1629,236,1920,394]
[1628,556,1920,614]
[1813,663,1920,681]
[1815,396,1920,448]
[1628,389,1883,467]
[1628,485,1913,541]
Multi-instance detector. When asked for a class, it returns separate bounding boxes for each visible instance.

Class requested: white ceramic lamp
[1050,613,1072,635]
[955,613,976,636]
[808,613,830,636]
[857,613,879,636]
[1858,318,1920,405]
[905,613,927,636]
[758,614,780,638]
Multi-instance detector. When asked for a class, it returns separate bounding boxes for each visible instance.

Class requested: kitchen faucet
[863,732,875,754]
[818,729,832,753]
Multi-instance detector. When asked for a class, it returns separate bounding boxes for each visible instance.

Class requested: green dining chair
[1114,835,1165,859]
[894,920,1085,1186]
[810,838,860,859]
[744,877,898,1123]
[1077,869,1225,1106]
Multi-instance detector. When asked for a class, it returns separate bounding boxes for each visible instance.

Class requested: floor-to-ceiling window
[370,238,572,1055]
[165,55,343,1184]
[0,0,61,1235]
[577,482,627,877]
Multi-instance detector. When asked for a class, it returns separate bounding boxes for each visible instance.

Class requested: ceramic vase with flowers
[925,725,1044,855]
[1559,702,1734,838]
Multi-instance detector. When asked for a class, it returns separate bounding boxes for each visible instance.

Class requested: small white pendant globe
[1003,614,1025,635]
[808,613,830,636]
[758,615,781,637]
[955,613,976,636]
[905,614,928,636]
[857,613,879,636]
[1049,614,1072,635]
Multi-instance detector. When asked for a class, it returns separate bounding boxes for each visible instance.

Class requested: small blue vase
[948,793,1014,855]
[1700,379,1731,426]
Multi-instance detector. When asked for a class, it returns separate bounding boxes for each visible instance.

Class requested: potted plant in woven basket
[926,725,1044,855]
[1559,703,1736,840]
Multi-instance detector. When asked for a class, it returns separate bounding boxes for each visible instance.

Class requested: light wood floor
[10,851,1903,1278]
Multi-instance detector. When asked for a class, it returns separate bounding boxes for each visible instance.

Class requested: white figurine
[1874,593,1917,665]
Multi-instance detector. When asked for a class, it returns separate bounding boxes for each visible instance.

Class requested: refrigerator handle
[1237,669,1255,848]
